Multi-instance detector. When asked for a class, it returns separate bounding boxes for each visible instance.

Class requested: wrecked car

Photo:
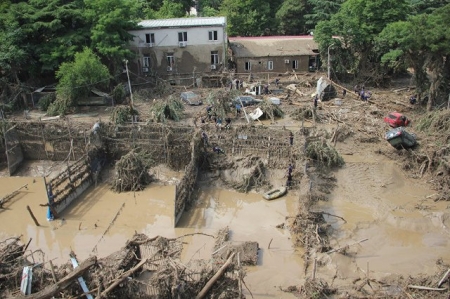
[385,127,417,150]
[384,112,410,128]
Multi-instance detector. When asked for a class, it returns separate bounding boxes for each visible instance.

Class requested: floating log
[12,256,97,299]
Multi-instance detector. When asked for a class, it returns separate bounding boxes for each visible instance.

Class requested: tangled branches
[111,150,154,192]
[110,106,138,125]
[150,95,184,122]
[416,109,450,136]
[232,159,265,192]
[257,99,284,122]
[305,140,344,168]
[204,90,234,119]
[291,106,318,121]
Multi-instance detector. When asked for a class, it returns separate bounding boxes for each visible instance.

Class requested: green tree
[155,0,186,18]
[314,0,410,80]
[0,21,28,83]
[220,0,272,36]
[378,4,450,110]
[198,0,223,11]
[275,0,309,35]
[84,0,140,70]
[304,0,344,30]
[54,47,110,111]
[199,6,220,16]
[409,0,450,14]
[0,0,89,82]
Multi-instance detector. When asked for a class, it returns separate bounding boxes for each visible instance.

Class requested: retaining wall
[103,124,193,170]
[174,131,203,226]
[4,128,24,175]
[13,121,89,161]
[206,125,302,166]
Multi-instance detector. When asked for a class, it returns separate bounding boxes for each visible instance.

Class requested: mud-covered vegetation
[149,96,184,122]
[305,140,344,167]
[111,149,154,192]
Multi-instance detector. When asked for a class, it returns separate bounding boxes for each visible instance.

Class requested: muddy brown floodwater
[1,148,449,298]
[0,171,302,298]
[317,149,450,288]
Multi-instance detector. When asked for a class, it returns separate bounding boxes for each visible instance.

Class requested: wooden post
[49,260,58,283]
[312,258,317,280]
[68,118,76,161]
[39,119,49,160]
[27,205,40,226]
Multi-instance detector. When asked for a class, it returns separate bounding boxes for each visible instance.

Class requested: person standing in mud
[225,117,231,129]
[286,172,293,188]
[235,103,242,117]
[287,163,294,176]
[201,131,209,147]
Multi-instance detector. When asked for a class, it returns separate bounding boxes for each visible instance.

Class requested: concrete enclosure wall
[4,127,24,175]
[174,131,203,226]
[103,124,194,171]
[13,121,89,161]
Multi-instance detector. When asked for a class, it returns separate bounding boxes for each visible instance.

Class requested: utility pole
[327,44,335,80]
[124,60,134,109]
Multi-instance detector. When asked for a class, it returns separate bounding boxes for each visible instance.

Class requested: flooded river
[0,173,302,298]
[1,150,449,297]
[317,150,450,282]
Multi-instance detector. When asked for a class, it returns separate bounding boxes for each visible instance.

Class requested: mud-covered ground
[3,72,450,298]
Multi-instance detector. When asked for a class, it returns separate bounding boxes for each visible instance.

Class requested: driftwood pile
[1,232,250,299]
[111,149,153,192]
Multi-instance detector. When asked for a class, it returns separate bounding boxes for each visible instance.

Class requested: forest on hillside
[0,0,449,111]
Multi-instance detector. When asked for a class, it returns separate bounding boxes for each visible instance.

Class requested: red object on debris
[384,112,410,128]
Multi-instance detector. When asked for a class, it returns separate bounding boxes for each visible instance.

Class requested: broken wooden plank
[196,252,236,299]
[326,238,368,254]
[98,258,148,299]
[437,269,450,287]
[70,254,94,299]
[408,285,447,291]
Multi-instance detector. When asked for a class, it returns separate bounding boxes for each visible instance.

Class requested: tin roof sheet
[138,17,226,29]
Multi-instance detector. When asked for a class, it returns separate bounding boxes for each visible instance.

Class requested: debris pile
[0,231,251,298]
[149,95,184,122]
[111,149,153,192]
[305,139,345,167]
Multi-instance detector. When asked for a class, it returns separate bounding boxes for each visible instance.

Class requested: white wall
[130,26,226,47]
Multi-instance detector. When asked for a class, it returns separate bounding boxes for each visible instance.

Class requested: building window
[245,61,251,71]
[145,33,155,44]
[292,60,298,69]
[167,53,174,70]
[208,30,218,41]
[143,56,150,67]
[178,32,187,42]
[211,51,219,65]
[267,61,273,70]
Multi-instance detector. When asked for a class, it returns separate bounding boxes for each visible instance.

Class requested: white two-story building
[128,17,227,85]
